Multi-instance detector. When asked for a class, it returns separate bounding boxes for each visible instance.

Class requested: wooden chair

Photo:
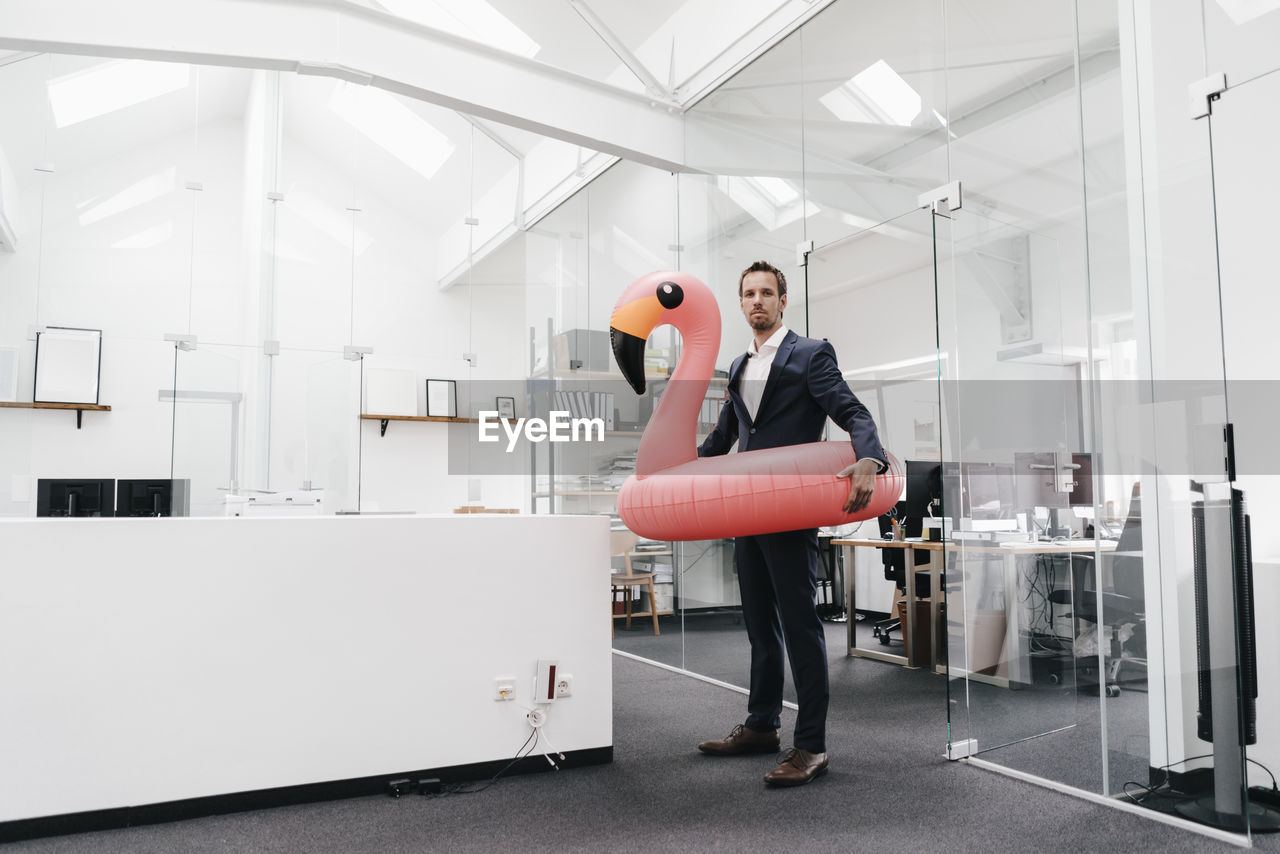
[609,529,660,636]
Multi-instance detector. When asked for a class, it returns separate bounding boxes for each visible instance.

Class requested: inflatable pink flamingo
[609,271,903,541]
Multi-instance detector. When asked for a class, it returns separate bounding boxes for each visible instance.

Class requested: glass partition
[305,354,360,513]
[798,0,950,238]
[674,27,806,686]
[170,344,243,516]
[524,162,682,667]
[807,206,940,689]
[0,52,203,517]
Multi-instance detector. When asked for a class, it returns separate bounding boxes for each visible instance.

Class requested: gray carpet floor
[5,617,1275,853]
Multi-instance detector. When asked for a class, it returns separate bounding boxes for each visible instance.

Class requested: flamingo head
[609,270,718,394]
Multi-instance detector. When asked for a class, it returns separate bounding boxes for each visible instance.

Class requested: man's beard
[749,313,777,331]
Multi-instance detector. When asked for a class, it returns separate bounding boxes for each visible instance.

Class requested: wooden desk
[963,538,1116,687]
[832,538,946,672]
[833,537,1117,687]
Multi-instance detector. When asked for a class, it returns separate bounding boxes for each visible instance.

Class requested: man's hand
[837,457,880,514]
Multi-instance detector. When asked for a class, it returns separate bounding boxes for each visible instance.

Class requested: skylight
[716,176,817,231]
[374,0,540,58]
[748,176,800,206]
[820,60,921,127]
[48,60,191,128]
[328,83,455,181]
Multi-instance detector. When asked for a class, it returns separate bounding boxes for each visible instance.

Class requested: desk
[968,538,1117,687]
[833,537,1117,686]
[832,538,946,672]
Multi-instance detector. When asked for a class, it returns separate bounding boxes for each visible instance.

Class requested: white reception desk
[0,514,611,833]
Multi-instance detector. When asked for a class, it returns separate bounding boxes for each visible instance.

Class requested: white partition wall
[0,514,610,824]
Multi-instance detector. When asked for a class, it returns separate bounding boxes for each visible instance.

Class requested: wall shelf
[361,413,478,437]
[0,401,111,429]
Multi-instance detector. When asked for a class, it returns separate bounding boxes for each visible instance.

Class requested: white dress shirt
[741,324,788,422]
[740,324,887,473]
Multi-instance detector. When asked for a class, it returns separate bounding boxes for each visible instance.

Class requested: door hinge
[796,239,815,267]
[1189,72,1227,120]
[918,180,962,216]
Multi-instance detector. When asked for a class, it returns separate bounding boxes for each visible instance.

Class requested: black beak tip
[610,327,647,395]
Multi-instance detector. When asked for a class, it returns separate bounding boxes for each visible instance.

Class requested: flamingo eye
[657,282,684,309]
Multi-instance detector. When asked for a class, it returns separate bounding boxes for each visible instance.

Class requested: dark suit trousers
[735,528,828,753]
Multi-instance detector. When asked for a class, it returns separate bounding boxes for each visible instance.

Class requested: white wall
[0,513,611,821]
[0,64,536,517]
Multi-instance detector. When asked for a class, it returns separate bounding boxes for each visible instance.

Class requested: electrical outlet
[494,677,516,701]
[554,673,573,698]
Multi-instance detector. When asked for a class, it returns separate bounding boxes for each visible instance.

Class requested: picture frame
[426,379,457,418]
[496,396,515,420]
[34,327,103,405]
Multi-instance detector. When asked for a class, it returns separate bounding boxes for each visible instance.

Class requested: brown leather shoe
[763,748,829,786]
[697,724,780,756]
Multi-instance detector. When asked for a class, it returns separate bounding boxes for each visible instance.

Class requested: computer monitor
[1013,451,1070,511]
[904,460,942,519]
[115,478,191,517]
[1068,452,1093,509]
[963,462,1016,520]
[904,459,962,525]
[36,478,115,517]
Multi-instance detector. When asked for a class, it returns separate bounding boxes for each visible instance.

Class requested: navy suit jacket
[698,330,885,465]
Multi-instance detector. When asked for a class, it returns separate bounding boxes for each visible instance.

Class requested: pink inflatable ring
[608,270,902,541]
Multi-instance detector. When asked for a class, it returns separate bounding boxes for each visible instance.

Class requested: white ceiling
[0,0,1127,299]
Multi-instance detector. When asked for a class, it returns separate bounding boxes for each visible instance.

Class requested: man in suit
[695,260,887,787]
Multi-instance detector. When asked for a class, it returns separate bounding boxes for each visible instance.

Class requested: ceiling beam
[568,0,671,100]
[0,0,688,171]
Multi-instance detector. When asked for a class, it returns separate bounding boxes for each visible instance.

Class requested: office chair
[1050,484,1146,696]
[874,509,933,647]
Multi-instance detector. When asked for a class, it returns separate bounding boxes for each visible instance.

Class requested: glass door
[933,205,1110,785]
[806,206,943,708]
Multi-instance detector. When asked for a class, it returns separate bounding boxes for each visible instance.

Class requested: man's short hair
[738,260,787,298]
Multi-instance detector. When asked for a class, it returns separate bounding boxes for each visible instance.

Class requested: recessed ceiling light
[329,83,455,181]
[820,60,921,127]
[48,60,191,128]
